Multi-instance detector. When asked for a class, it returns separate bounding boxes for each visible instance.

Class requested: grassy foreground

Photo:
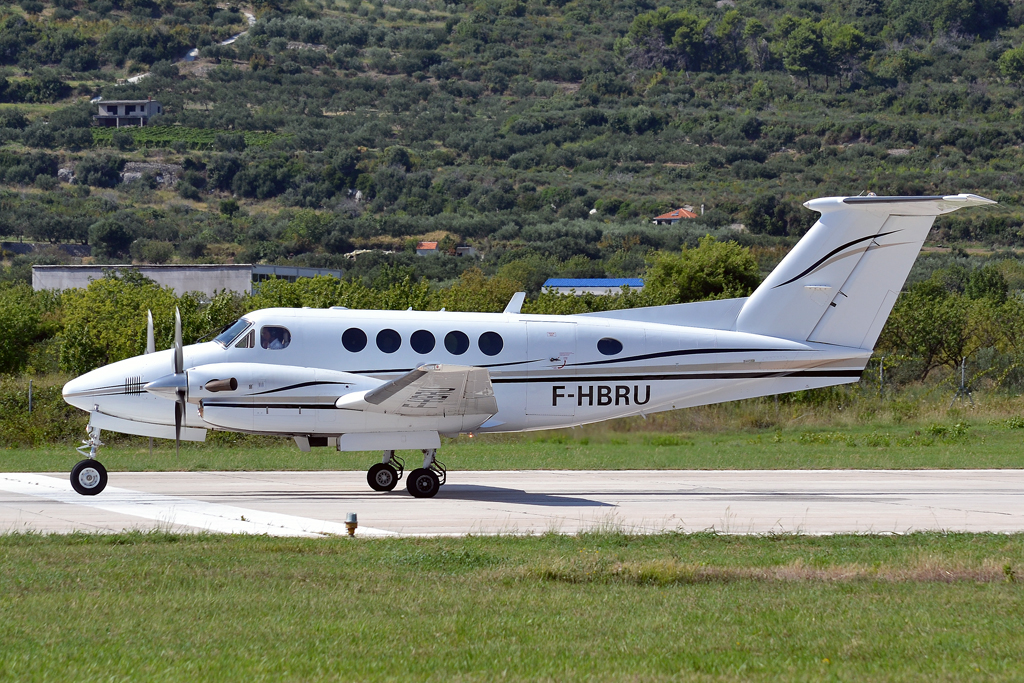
[1,532,1022,681]
[3,418,1024,473]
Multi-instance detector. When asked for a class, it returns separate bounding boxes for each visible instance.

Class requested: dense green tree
[75,155,123,188]
[644,235,760,305]
[782,22,825,88]
[58,272,203,375]
[998,46,1024,87]
[89,218,136,258]
[0,283,41,374]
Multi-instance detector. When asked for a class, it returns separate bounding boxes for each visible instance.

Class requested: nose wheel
[71,459,107,495]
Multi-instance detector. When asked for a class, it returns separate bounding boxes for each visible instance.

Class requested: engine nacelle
[186,362,370,404]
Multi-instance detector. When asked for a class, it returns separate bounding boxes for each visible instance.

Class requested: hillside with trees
[4,0,1024,411]
[1,0,1024,279]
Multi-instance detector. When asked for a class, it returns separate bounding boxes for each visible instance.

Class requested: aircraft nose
[62,370,107,412]
[62,350,175,414]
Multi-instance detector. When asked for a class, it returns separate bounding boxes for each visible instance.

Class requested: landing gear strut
[71,425,108,496]
[367,450,404,492]
[406,449,446,499]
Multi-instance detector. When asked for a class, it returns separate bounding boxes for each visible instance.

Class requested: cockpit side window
[235,330,255,348]
[215,318,251,347]
[260,326,291,350]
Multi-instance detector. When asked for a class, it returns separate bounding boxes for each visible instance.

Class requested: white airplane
[62,194,993,497]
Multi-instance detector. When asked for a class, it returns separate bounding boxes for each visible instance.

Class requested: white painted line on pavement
[0,473,395,538]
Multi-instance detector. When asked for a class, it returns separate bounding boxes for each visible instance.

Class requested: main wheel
[406,468,440,498]
[71,459,107,496]
[367,463,399,492]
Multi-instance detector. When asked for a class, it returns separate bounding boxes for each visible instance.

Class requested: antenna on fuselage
[146,310,155,355]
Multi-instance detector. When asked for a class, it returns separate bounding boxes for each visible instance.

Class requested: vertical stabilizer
[735,195,995,348]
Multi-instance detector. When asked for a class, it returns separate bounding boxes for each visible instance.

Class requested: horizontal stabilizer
[336,364,498,418]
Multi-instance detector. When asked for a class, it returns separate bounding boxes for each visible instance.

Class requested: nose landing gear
[71,425,108,496]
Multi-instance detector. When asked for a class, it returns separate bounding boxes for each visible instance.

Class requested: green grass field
[1,532,1022,681]
[3,419,1023,474]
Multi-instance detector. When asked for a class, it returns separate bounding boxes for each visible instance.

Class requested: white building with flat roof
[32,264,344,297]
[94,99,163,127]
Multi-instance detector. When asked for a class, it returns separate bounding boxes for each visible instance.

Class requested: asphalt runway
[1,470,1023,537]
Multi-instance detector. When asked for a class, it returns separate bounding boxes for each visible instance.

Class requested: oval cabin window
[478,331,503,356]
[411,330,435,354]
[597,338,623,355]
[342,328,367,352]
[260,326,291,350]
[445,331,469,355]
[376,329,401,354]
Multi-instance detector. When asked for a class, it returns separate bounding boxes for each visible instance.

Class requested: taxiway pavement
[1,470,1023,537]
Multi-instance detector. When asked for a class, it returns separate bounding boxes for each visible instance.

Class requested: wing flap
[336,364,498,417]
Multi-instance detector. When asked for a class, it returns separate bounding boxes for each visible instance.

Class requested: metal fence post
[28,380,32,415]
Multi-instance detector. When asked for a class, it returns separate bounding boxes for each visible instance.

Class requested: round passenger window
[478,331,503,356]
[342,327,367,352]
[411,329,435,354]
[376,329,401,354]
[597,337,623,355]
[444,330,469,355]
[260,326,291,350]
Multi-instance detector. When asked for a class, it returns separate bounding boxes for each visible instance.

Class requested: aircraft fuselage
[63,307,869,439]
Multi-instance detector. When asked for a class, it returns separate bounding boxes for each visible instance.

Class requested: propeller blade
[173,307,183,375]
[146,310,154,355]
[174,391,183,458]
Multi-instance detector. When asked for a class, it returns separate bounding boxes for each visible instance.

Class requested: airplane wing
[335,364,498,417]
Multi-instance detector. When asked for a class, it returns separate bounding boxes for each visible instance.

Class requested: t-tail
[587,194,995,349]
[735,194,995,348]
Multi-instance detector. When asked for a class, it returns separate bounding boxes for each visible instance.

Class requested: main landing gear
[71,425,108,496]
[367,450,404,492]
[365,449,446,498]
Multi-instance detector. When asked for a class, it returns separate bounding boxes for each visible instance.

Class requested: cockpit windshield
[214,318,251,347]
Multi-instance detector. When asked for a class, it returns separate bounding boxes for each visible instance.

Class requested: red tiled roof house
[652,208,698,225]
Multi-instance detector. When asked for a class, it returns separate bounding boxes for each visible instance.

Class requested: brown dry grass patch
[519,557,1020,586]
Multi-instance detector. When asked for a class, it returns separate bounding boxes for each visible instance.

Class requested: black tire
[367,463,398,492]
[71,459,107,496]
[406,467,440,498]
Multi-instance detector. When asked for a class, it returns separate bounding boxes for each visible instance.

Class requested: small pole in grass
[879,356,884,398]
[27,380,32,415]
[149,437,153,456]
[949,355,974,407]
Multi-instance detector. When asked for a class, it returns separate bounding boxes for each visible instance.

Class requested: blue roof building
[542,278,644,295]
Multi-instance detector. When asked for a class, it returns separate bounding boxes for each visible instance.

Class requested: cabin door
[525,322,576,416]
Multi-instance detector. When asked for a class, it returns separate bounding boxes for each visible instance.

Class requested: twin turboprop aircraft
[62,194,994,498]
